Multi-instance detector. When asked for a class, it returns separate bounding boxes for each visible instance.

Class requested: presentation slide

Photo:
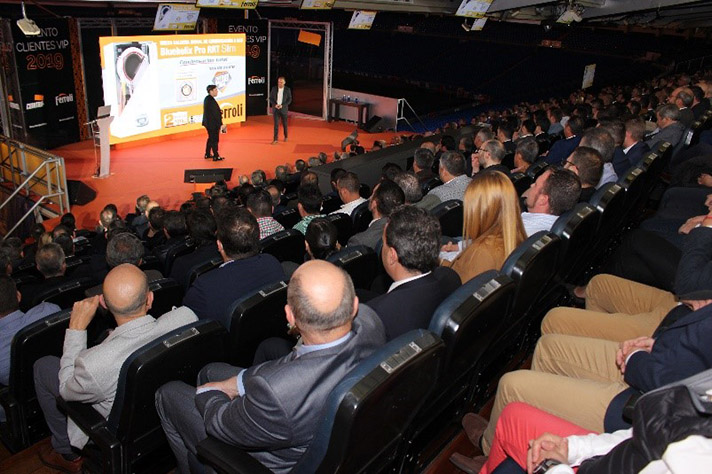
[99,34,246,144]
[300,0,335,9]
[196,0,257,9]
[456,0,493,18]
[154,4,201,31]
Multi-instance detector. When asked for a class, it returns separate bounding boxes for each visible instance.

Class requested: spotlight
[461,20,472,32]
[16,1,40,36]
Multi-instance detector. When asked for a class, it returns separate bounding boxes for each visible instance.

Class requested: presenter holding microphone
[203,84,225,161]
[269,76,291,144]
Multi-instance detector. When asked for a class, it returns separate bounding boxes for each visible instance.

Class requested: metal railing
[675,55,712,74]
[0,135,70,239]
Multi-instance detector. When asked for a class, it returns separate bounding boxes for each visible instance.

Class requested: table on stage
[328,99,370,129]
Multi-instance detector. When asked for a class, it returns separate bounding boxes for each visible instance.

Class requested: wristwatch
[533,458,563,474]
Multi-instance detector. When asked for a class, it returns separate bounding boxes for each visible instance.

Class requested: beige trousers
[541,274,677,342]
[481,333,629,454]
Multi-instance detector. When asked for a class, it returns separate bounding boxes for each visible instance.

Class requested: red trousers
[481,402,596,474]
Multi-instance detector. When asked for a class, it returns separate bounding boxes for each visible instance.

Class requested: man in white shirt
[521,168,581,236]
[330,172,366,216]
[269,77,292,144]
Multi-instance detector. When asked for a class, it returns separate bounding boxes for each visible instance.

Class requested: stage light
[341,129,359,151]
[461,20,472,32]
[16,1,40,36]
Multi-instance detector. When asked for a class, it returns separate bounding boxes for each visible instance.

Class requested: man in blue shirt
[0,275,60,420]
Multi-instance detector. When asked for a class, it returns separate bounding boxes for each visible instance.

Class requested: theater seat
[510,172,531,196]
[525,160,549,181]
[187,255,223,288]
[403,272,516,470]
[350,201,373,234]
[163,239,196,276]
[197,329,445,474]
[259,229,305,263]
[225,280,292,367]
[274,208,301,229]
[431,199,463,238]
[550,203,600,284]
[147,278,185,317]
[0,309,69,453]
[422,177,443,194]
[320,194,343,214]
[617,166,647,229]
[30,277,96,309]
[588,183,627,263]
[327,245,378,290]
[58,320,228,474]
[326,213,353,247]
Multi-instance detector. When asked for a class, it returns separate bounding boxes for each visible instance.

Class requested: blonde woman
[441,171,526,283]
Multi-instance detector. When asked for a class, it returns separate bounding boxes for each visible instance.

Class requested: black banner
[218,19,268,116]
[11,18,78,149]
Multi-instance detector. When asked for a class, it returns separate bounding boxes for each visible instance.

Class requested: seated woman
[441,171,526,283]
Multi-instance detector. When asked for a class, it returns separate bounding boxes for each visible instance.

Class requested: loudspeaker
[183,168,233,183]
[363,115,384,133]
[67,180,97,206]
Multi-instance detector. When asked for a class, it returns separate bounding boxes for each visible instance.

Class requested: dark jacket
[169,242,221,290]
[269,86,292,112]
[202,94,223,129]
[366,267,461,340]
[543,135,582,166]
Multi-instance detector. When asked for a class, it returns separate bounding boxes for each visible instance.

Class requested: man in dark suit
[612,118,650,176]
[18,243,71,312]
[182,207,285,328]
[202,85,225,161]
[347,180,405,250]
[367,206,460,340]
[269,76,292,145]
[156,260,386,473]
[542,116,584,166]
[472,139,511,176]
[169,210,219,290]
[645,104,686,151]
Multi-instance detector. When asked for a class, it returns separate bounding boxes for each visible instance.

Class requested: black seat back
[148,278,185,317]
[429,271,515,391]
[617,166,647,227]
[589,183,627,253]
[226,281,290,367]
[351,201,373,234]
[163,239,196,275]
[422,177,443,194]
[259,229,305,263]
[291,330,445,474]
[327,246,379,290]
[510,172,531,196]
[107,321,228,453]
[525,160,549,181]
[326,213,353,247]
[188,255,223,287]
[550,203,600,282]
[321,195,343,214]
[431,199,463,238]
[33,277,95,309]
[273,208,301,229]
[2,309,69,449]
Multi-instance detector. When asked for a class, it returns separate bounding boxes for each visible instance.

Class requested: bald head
[287,260,356,333]
[102,264,150,319]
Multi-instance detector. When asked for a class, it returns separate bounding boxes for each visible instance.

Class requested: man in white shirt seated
[330,172,366,216]
[521,168,581,236]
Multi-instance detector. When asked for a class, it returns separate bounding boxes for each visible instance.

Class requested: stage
[51,115,401,230]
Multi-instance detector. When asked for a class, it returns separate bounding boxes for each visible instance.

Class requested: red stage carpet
[51,115,402,230]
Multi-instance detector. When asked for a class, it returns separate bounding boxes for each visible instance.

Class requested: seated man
[393,171,440,210]
[33,264,197,472]
[246,190,284,240]
[152,210,189,269]
[426,151,471,203]
[170,209,220,290]
[85,232,164,297]
[347,180,405,250]
[563,146,603,202]
[512,136,539,174]
[330,172,366,216]
[183,207,285,327]
[0,276,60,387]
[292,184,325,234]
[366,206,461,340]
[480,271,712,455]
[155,260,386,473]
[542,116,584,166]
[19,243,71,312]
[521,168,581,236]
[472,139,511,176]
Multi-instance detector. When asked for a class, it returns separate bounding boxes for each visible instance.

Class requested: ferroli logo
[241,1,258,6]
[55,93,74,105]
[248,76,266,85]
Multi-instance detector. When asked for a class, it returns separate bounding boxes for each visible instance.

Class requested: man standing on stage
[202,85,225,161]
[269,76,291,145]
